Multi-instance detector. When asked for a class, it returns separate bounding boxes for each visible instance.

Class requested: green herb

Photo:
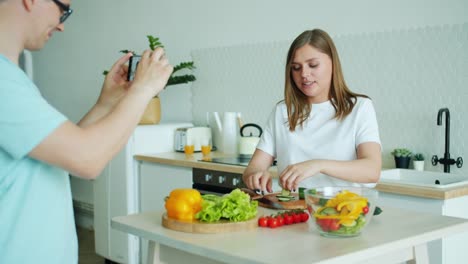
[195,189,258,222]
[391,148,412,158]
[413,153,425,161]
[103,35,196,96]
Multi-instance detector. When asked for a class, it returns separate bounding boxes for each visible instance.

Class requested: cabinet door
[139,162,192,212]
[139,162,192,263]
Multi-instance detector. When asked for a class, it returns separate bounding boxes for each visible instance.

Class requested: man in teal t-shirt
[0,55,78,262]
[0,0,173,263]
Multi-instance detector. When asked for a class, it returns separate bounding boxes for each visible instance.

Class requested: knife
[254,196,284,210]
[240,188,284,209]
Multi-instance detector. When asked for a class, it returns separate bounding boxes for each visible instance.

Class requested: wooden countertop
[135,151,278,177]
[135,152,468,200]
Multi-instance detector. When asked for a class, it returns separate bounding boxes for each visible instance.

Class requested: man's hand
[98,52,133,110]
[130,48,173,98]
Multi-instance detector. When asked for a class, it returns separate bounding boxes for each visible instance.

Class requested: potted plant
[412,153,425,171]
[391,148,412,169]
[104,35,196,124]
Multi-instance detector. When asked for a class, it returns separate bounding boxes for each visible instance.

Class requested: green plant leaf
[120,49,136,54]
[147,35,164,50]
[104,35,196,89]
[167,75,196,86]
[173,62,196,73]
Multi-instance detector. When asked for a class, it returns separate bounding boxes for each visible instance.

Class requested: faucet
[431,108,463,173]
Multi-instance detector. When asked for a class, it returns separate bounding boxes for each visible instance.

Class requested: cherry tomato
[268,217,279,228]
[258,216,268,227]
[316,219,330,231]
[300,212,309,222]
[276,215,284,226]
[284,214,294,225]
[328,219,341,231]
[292,213,301,223]
[362,206,369,215]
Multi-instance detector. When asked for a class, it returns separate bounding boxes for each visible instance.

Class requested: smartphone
[127,55,141,81]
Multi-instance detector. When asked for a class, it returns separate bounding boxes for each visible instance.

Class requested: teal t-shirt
[0,54,78,263]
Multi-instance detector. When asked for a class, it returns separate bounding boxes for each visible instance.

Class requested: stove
[199,156,277,167]
[193,157,277,195]
[202,157,251,167]
[192,168,246,195]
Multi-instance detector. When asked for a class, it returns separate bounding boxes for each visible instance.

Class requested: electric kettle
[239,123,263,159]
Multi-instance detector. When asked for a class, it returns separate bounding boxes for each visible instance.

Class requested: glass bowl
[304,187,379,238]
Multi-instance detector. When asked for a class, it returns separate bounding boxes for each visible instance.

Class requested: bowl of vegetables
[304,187,379,238]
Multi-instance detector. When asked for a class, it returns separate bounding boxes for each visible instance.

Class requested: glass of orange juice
[184,144,195,156]
[201,145,212,157]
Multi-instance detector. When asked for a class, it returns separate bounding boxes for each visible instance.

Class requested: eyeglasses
[51,0,73,23]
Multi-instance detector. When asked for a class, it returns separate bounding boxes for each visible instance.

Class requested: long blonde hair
[284,29,368,131]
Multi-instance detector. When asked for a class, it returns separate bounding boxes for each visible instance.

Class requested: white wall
[33,0,468,204]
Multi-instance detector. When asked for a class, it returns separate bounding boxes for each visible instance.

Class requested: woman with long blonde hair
[243,29,382,192]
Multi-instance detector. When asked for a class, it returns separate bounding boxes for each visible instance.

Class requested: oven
[192,168,246,195]
[193,157,277,195]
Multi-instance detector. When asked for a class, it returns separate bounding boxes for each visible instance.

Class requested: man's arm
[29,49,172,179]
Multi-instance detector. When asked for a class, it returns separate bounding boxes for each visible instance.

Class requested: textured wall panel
[191,24,468,175]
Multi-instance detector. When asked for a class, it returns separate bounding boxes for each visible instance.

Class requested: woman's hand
[243,170,274,193]
[242,149,275,193]
[279,160,322,191]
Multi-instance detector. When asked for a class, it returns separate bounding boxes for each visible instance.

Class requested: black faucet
[431,108,463,173]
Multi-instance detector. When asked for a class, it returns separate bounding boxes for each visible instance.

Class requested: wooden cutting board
[256,193,306,210]
[161,213,258,233]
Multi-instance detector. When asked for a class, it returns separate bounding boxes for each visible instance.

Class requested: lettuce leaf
[195,189,258,222]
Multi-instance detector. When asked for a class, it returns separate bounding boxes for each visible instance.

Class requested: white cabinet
[139,162,192,212]
[379,192,468,264]
[138,161,192,263]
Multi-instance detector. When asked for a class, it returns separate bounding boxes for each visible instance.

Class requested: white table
[111,207,468,264]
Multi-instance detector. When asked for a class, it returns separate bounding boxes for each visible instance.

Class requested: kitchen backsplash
[191,23,468,175]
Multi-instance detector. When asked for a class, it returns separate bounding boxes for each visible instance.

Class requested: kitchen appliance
[192,168,246,195]
[174,126,212,152]
[93,122,192,264]
[210,112,240,154]
[239,123,262,158]
[194,158,279,195]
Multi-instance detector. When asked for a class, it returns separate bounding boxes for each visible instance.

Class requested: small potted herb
[391,148,412,169]
[412,153,425,171]
[103,35,196,124]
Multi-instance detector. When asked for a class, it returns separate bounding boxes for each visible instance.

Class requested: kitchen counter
[135,152,468,200]
[135,151,278,176]
[112,207,468,264]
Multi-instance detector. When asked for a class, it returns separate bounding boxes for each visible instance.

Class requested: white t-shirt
[256,97,381,188]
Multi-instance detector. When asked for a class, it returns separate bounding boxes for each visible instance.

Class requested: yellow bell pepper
[314,191,368,222]
[164,189,202,221]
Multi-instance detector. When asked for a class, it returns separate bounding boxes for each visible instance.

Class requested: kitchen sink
[379,169,468,189]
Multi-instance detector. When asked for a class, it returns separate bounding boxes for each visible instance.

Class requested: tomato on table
[300,212,309,222]
[268,217,279,228]
[292,213,301,223]
[258,216,268,227]
[284,213,294,225]
[275,215,284,226]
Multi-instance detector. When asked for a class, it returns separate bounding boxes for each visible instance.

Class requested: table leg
[407,243,429,264]
[147,240,164,264]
